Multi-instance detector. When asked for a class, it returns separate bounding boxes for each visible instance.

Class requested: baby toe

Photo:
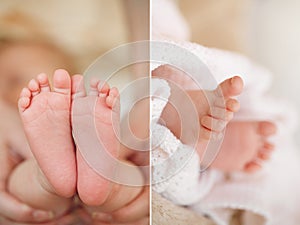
[97,81,110,95]
[37,73,50,92]
[201,115,227,132]
[244,161,262,173]
[257,151,272,160]
[28,79,40,96]
[18,97,31,112]
[52,69,71,95]
[258,121,277,136]
[106,87,119,108]
[209,107,233,121]
[215,76,244,98]
[71,75,86,99]
[226,98,240,112]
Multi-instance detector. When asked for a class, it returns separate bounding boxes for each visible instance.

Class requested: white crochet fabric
[151,78,222,205]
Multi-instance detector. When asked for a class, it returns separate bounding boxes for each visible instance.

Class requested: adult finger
[0,191,53,223]
[91,216,149,225]
[49,208,89,225]
[92,187,149,223]
[0,142,51,223]
[0,208,89,225]
[112,187,149,223]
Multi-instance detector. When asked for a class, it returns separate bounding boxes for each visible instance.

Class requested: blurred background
[0,0,149,105]
[0,0,149,72]
[1,0,299,142]
[0,0,150,169]
[178,0,300,146]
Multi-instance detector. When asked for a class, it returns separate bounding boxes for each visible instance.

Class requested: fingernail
[92,212,113,222]
[33,210,54,221]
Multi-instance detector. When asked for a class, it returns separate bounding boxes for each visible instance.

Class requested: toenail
[230,76,243,92]
[231,76,241,85]
[92,212,113,222]
[230,76,239,85]
[33,210,54,221]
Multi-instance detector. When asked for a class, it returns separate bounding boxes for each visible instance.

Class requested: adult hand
[0,208,90,225]
[0,100,52,223]
[91,187,149,224]
[91,217,149,225]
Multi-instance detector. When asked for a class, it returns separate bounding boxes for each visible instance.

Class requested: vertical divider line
[149,0,153,223]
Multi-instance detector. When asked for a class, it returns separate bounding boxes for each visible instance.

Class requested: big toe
[53,69,71,94]
[258,121,277,136]
[152,65,176,78]
[216,76,244,98]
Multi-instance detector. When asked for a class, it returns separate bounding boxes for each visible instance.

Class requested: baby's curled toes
[200,127,224,141]
[201,116,227,132]
[208,76,242,114]
[199,76,243,142]
[225,98,240,112]
[106,87,119,108]
[207,99,238,122]
[208,106,234,122]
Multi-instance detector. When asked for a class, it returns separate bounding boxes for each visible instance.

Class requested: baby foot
[72,76,120,206]
[18,69,76,197]
[197,76,243,141]
[153,65,243,151]
[212,121,277,172]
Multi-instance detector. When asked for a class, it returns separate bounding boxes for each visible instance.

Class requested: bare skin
[10,70,76,219]
[71,75,144,211]
[214,121,276,172]
[0,42,80,223]
[18,69,77,198]
[12,70,145,223]
[152,65,276,173]
[8,159,73,220]
[0,100,55,223]
[0,41,149,224]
